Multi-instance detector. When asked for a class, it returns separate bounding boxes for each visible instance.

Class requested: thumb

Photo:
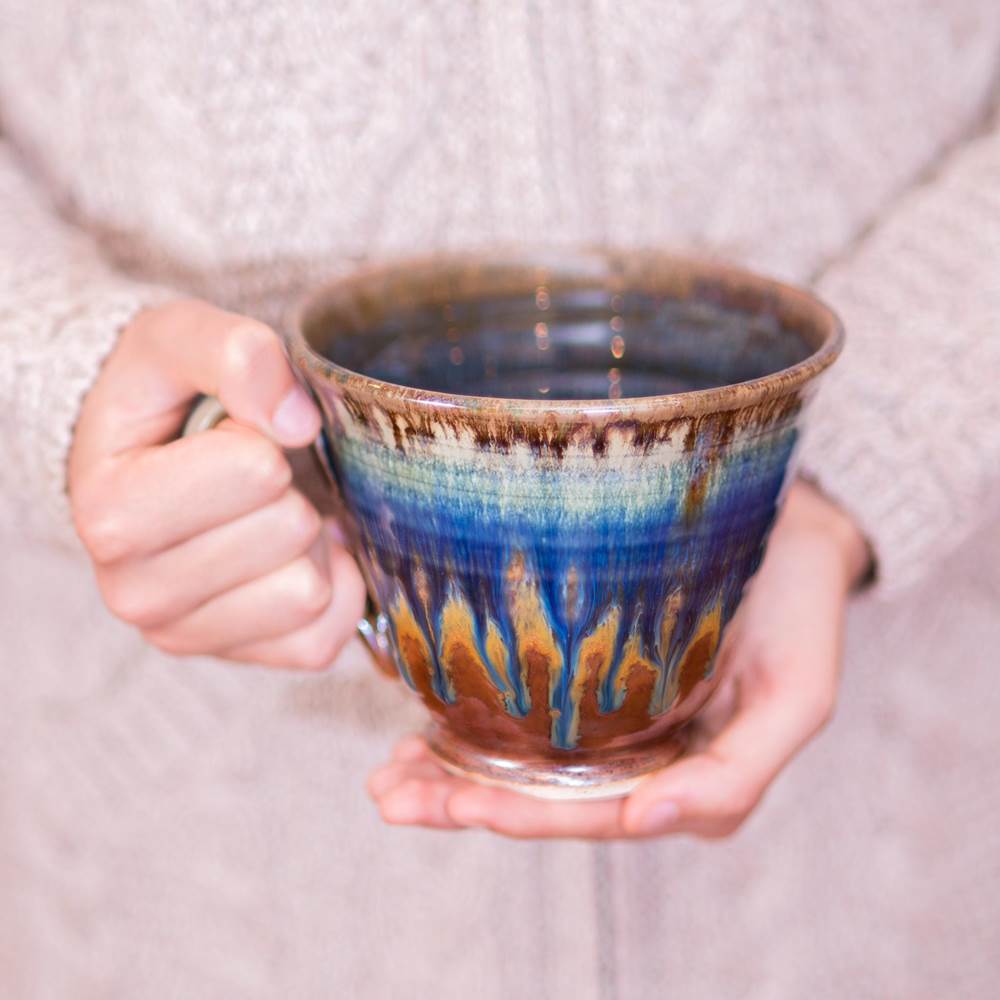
[620,686,820,838]
[75,299,321,466]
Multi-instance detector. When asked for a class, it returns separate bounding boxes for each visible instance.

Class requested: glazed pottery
[286,250,843,799]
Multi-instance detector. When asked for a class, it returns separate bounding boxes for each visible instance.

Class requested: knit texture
[800,118,1000,590]
[1,2,999,998]
[3,1,1000,589]
[0,146,175,541]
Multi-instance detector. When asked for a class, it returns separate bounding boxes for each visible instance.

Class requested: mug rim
[284,248,844,420]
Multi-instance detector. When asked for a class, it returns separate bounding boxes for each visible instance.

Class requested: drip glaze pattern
[291,251,843,796]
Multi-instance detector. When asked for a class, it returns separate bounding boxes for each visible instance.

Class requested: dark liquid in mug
[317,289,811,401]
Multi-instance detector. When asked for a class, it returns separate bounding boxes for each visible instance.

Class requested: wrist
[779,479,873,591]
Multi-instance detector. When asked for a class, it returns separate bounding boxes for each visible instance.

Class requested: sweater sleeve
[798,112,1000,598]
[0,141,175,545]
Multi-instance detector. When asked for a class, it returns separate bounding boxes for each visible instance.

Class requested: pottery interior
[288,251,843,798]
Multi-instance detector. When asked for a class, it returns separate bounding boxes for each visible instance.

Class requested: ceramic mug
[189,250,843,799]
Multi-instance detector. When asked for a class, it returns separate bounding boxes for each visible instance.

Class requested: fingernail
[272,384,319,442]
[636,800,680,835]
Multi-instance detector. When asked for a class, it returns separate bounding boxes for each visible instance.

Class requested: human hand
[368,479,870,839]
[69,299,366,669]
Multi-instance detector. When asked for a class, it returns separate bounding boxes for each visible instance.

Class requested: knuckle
[287,559,332,617]
[99,573,164,628]
[295,633,341,672]
[722,782,761,826]
[141,628,189,657]
[242,440,292,497]
[283,491,322,548]
[331,547,367,600]
[381,779,429,823]
[76,508,133,563]
[222,321,278,379]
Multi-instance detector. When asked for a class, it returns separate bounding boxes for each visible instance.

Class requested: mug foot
[425,725,689,801]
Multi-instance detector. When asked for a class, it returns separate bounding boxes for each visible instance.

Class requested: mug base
[425,724,689,801]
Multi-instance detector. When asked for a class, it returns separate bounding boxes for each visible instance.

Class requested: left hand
[367,480,871,840]
[69,299,366,672]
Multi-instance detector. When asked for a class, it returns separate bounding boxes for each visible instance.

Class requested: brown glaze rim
[285,248,844,422]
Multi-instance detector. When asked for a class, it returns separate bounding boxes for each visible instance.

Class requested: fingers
[75,421,294,563]
[221,539,366,670]
[444,787,626,840]
[367,740,469,829]
[614,498,848,840]
[367,760,449,799]
[94,488,322,628]
[377,776,470,830]
[142,527,339,656]
[391,735,432,763]
[367,738,453,799]
[622,662,834,839]
[67,298,358,673]
[367,737,627,840]
[73,300,320,468]
[370,690,821,841]
[79,425,367,671]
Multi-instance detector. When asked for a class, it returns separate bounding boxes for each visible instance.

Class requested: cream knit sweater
[1,3,999,998]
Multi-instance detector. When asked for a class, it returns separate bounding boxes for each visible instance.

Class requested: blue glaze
[293,251,843,792]
[326,421,797,750]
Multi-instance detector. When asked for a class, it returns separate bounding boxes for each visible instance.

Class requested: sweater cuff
[796,411,914,598]
[795,118,1000,600]
[7,284,176,547]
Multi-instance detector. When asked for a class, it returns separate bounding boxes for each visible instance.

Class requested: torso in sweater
[2,7,1000,997]
[2,0,998,319]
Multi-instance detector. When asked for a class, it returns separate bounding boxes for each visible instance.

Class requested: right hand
[69,299,367,670]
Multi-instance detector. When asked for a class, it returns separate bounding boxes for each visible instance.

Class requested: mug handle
[182,394,397,678]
